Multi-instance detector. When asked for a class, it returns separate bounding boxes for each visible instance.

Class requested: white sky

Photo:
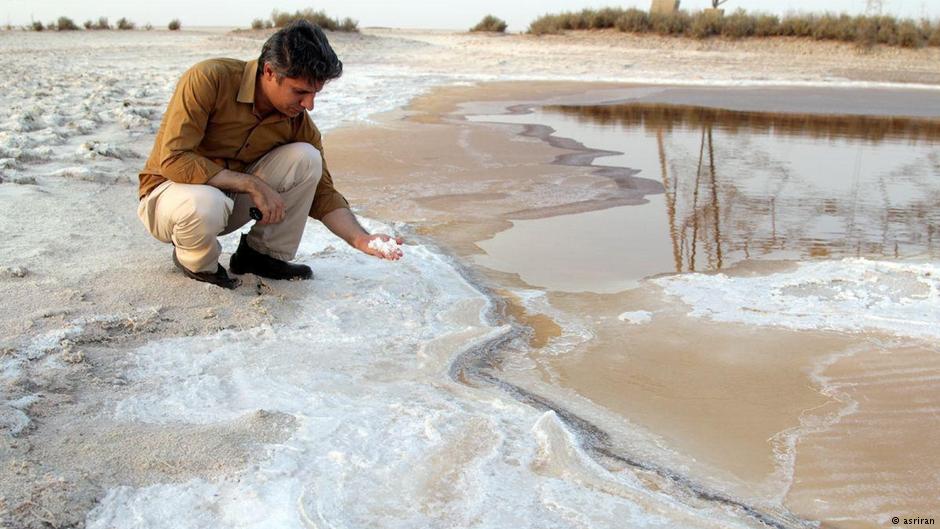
[3,0,938,30]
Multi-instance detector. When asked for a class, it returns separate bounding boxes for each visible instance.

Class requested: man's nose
[302,93,315,111]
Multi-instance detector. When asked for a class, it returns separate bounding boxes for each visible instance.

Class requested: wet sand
[328,82,940,527]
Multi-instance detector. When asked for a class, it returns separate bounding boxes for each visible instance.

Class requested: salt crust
[655,259,940,339]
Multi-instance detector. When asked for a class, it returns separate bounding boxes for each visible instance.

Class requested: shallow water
[466,101,940,527]
[473,104,940,293]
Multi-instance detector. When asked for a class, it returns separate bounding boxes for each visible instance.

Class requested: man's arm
[206,169,286,225]
[321,207,403,260]
[158,65,225,185]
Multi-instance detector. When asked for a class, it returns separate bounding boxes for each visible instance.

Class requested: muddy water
[469,101,940,527]
[329,83,940,528]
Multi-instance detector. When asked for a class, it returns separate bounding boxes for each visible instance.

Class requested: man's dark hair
[258,20,343,84]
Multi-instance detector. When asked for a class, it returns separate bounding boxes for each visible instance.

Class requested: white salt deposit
[655,259,940,339]
[366,236,401,257]
[618,311,653,324]
[87,221,760,529]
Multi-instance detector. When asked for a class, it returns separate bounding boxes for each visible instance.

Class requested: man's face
[260,63,324,118]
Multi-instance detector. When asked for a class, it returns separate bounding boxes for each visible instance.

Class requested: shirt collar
[237,59,258,105]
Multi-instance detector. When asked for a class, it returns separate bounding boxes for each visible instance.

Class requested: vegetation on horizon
[116,17,135,30]
[267,9,358,32]
[56,17,79,31]
[84,17,111,30]
[471,15,508,33]
[527,7,940,49]
[168,18,181,31]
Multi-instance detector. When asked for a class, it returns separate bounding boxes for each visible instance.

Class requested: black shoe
[229,234,313,281]
[172,250,241,289]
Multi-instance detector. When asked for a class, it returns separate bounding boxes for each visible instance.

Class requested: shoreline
[328,79,940,528]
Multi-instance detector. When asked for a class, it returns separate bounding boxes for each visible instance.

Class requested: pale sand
[327,82,940,526]
[2,27,939,527]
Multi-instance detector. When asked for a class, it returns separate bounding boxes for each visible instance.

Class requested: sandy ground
[1,27,939,528]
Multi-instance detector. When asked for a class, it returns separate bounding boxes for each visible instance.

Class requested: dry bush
[753,14,779,36]
[779,14,816,37]
[91,17,110,30]
[56,16,79,31]
[528,6,932,48]
[116,17,135,30]
[650,11,691,36]
[30,20,43,31]
[896,20,924,48]
[855,16,879,49]
[690,10,723,38]
[929,22,940,47]
[339,17,357,32]
[721,9,756,38]
[251,18,266,30]
[590,8,623,29]
[528,15,563,35]
[168,18,181,31]
[812,13,857,41]
[615,8,651,33]
[471,15,508,33]
[270,9,358,32]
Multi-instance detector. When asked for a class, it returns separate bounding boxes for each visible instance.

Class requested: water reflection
[549,103,940,274]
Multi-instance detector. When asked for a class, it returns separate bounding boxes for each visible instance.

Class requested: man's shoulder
[187,58,246,82]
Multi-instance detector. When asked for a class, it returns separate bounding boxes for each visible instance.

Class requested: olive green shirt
[138,58,349,220]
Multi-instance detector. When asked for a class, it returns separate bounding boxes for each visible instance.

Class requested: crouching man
[137,20,402,289]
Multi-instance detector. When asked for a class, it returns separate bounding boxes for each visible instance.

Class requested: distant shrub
[779,14,815,37]
[56,16,79,31]
[526,6,934,49]
[251,18,266,30]
[590,8,623,29]
[528,15,563,35]
[876,16,899,44]
[690,10,723,38]
[339,17,358,32]
[116,17,135,30]
[896,20,924,48]
[855,16,879,49]
[471,15,507,33]
[84,17,110,30]
[615,8,650,33]
[144,22,153,30]
[30,20,43,31]
[168,18,181,31]
[269,9,358,32]
[929,22,940,47]
[650,11,690,36]
[721,9,756,38]
[753,14,779,36]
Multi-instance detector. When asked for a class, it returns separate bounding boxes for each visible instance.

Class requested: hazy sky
[3,0,938,30]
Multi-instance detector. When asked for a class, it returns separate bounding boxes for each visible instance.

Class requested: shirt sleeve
[158,64,225,185]
[295,114,350,221]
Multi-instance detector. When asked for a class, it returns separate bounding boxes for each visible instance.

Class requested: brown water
[473,104,940,293]
[329,83,940,528]
[469,101,940,528]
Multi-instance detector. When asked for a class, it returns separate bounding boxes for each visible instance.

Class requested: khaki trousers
[138,142,322,273]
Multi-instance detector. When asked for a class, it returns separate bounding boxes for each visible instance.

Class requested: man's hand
[355,234,405,261]
[207,169,285,225]
[321,208,405,261]
[246,179,285,225]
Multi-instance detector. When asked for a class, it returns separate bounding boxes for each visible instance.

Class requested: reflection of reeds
[547,103,940,144]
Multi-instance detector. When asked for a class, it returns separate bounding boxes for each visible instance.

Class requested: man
[137,20,402,289]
